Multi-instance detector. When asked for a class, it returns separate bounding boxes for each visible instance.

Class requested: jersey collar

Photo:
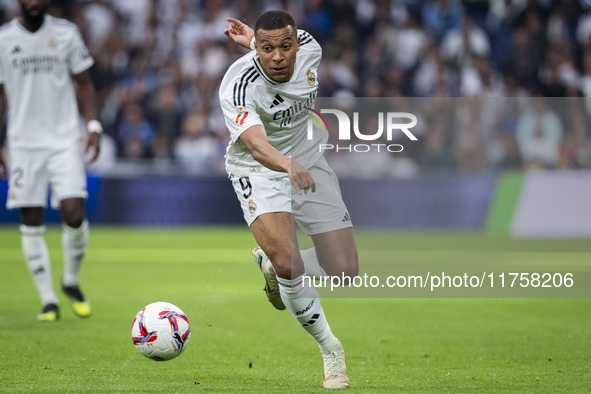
[14,14,49,35]
[252,57,278,86]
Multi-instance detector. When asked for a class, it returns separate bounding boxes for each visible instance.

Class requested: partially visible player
[220,11,358,389]
[0,0,102,321]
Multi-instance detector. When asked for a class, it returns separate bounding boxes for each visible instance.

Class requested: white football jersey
[219,30,327,178]
[0,15,94,150]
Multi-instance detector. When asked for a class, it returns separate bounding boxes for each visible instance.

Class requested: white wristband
[249,36,256,50]
[87,120,103,134]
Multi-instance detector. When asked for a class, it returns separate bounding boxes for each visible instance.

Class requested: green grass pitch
[0,226,590,392]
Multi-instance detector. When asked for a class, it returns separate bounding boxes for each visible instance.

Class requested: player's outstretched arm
[239,125,316,195]
[224,17,255,49]
[0,84,6,180]
[72,71,101,164]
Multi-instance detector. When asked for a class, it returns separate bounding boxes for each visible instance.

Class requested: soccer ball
[131,302,191,361]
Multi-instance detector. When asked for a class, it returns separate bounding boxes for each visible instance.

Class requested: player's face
[255,26,300,83]
[18,0,50,21]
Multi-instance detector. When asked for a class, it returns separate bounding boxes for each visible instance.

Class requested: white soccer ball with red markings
[131,302,190,361]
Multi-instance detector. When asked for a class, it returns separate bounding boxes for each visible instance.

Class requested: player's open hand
[224,17,254,49]
[289,160,316,195]
[85,132,101,165]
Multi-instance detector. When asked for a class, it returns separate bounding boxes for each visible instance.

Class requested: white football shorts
[6,144,88,210]
[230,156,353,235]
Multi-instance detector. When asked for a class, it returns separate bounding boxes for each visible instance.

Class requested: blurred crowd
[1,0,591,176]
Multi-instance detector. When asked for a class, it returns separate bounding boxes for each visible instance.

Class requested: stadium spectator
[0,0,100,321]
[301,0,334,44]
[488,98,523,170]
[174,110,222,172]
[388,10,428,72]
[414,42,457,96]
[418,101,455,169]
[422,0,463,44]
[490,129,523,170]
[504,26,541,91]
[516,96,564,169]
[453,98,487,171]
[147,82,184,159]
[440,15,490,68]
[118,101,155,159]
[460,55,504,97]
[558,93,591,169]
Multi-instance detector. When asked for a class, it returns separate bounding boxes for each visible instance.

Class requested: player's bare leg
[250,212,349,389]
[250,212,303,279]
[60,197,85,228]
[310,228,358,279]
[59,197,91,318]
[20,207,59,321]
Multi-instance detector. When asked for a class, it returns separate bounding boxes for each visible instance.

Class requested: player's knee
[273,261,293,279]
[339,243,359,277]
[60,198,85,228]
[338,257,359,286]
[266,250,298,279]
[268,255,292,278]
[342,264,358,278]
[327,265,358,278]
[344,249,359,277]
[20,207,45,226]
[63,212,85,228]
[323,249,358,278]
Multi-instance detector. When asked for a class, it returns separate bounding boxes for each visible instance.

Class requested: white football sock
[20,225,58,306]
[277,274,340,354]
[300,248,327,279]
[62,219,89,287]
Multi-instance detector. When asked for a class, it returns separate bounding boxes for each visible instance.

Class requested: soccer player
[220,11,358,389]
[0,0,102,321]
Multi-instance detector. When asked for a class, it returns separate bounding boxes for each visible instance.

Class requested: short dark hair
[254,10,297,35]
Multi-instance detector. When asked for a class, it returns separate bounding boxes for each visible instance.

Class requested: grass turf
[0,226,589,392]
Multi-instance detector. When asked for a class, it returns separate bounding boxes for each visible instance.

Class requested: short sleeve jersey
[219,30,327,178]
[0,15,94,149]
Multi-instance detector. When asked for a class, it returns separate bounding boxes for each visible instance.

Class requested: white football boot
[322,340,349,389]
[251,246,286,310]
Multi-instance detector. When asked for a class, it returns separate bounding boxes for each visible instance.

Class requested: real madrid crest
[248,199,257,214]
[48,37,57,49]
[306,68,316,86]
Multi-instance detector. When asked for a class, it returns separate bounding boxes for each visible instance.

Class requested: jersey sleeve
[220,79,264,143]
[297,29,322,57]
[68,26,94,75]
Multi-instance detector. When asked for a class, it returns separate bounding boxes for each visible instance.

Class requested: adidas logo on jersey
[342,213,351,222]
[10,45,22,55]
[269,94,285,108]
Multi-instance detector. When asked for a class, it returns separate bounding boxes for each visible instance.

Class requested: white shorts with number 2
[6,144,87,210]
